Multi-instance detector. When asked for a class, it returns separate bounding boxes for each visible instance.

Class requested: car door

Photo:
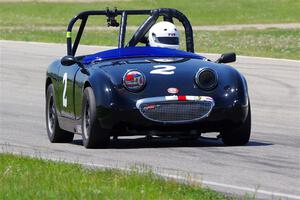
[57,63,80,119]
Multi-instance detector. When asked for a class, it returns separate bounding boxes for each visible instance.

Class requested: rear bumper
[96,97,248,133]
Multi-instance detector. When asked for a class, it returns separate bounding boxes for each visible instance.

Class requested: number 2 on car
[62,72,68,107]
[150,65,176,75]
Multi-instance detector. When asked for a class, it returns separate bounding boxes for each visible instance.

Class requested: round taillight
[123,70,146,92]
[195,68,218,90]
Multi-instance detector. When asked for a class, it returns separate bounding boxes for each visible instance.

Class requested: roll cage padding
[126,14,159,47]
[66,8,194,56]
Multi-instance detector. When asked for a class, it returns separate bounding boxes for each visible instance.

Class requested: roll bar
[66,8,194,56]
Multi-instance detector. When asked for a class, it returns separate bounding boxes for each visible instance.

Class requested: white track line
[201,180,300,200]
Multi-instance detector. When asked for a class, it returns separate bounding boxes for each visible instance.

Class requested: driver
[148,21,180,49]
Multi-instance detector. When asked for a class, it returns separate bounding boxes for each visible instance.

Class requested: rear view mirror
[61,55,80,66]
[216,52,236,63]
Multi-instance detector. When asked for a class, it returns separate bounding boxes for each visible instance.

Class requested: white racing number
[62,72,68,107]
[150,65,176,75]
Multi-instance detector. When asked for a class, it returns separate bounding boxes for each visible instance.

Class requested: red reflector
[178,96,187,101]
[125,74,134,81]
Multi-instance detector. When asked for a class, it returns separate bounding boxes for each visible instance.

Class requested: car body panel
[46,47,249,134]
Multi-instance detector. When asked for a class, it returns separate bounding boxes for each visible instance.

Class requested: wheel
[82,87,110,148]
[46,84,74,143]
[221,103,251,146]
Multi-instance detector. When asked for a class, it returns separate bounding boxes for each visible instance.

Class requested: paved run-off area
[0,40,299,199]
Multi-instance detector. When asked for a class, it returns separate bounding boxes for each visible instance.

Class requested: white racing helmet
[148,21,179,49]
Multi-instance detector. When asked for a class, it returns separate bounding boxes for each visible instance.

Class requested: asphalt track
[0,40,299,199]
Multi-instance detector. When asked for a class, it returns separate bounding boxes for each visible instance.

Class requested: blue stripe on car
[82,46,205,64]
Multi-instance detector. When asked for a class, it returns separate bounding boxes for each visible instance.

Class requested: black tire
[221,103,251,146]
[46,84,74,143]
[82,87,110,148]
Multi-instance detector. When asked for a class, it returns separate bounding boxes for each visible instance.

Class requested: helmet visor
[156,37,179,45]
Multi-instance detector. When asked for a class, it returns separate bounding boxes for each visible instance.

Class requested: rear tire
[82,87,110,148]
[221,103,251,146]
[46,84,74,143]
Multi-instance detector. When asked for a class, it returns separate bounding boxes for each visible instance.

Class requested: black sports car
[45,8,251,148]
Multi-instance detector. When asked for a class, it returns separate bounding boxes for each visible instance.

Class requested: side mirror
[61,55,81,66]
[216,52,236,63]
[61,55,89,75]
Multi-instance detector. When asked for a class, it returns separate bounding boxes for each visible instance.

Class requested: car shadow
[71,136,273,149]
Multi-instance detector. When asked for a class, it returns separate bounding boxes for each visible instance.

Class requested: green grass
[0,1,299,60]
[1,27,299,60]
[0,0,299,26]
[194,28,300,60]
[0,153,228,200]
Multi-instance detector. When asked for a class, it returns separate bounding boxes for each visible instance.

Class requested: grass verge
[1,28,299,60]
[0,153,229,200]
[0,0,299,26]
